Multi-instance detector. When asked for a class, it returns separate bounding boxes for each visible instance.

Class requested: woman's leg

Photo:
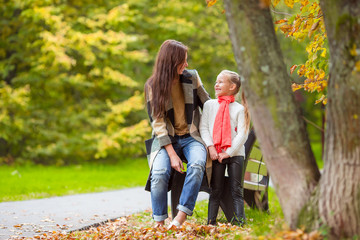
[208,160,226,225]
[150,148,173,224]
[174,136,207,224]
[227,156,246,225]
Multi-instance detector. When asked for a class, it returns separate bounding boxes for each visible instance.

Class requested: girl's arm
[199,102,218,160]
[199,101,213,147]
[225,106,248,157]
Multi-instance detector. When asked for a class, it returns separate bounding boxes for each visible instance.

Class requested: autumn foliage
[273,0,328,104]
[11,213,323,240]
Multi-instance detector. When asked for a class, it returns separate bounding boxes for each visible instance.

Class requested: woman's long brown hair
[218,70,251,133]
[145,40,188,119]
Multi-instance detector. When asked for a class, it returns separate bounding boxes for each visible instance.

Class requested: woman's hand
[169,154,185,173]
[165,144,184,174]
[218,152,230,163]
[208,146,218,160]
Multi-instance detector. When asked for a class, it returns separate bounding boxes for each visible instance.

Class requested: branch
[302,116,324,132]
[270,8,292,16]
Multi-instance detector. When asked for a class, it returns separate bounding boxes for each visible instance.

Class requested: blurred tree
[0,0,237,164]
[223,0,360,238]
[0,0,151,164]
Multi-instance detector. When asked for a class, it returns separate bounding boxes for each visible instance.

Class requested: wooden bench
[170,129,269,220]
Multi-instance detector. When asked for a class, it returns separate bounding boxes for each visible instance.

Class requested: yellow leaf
[275,19,288,24]
[321,48,327,57]
[284,0,294,8]
[206,0,217,7]
[315,95,325,104]
[280,24,292,33]
[301,0,310,7]
[272,0,281,7]
[292,83,303,91]
[297,65,306,76]
[355,61,360,71]
[350,44,357,56]
[290,64,298,74]
[260,0,271,8]
[317,69,325,80]
[322,97,327,105]
[354,114,358,120]
[308,20,319,38]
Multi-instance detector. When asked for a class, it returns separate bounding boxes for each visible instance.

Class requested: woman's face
[177,53,188,75]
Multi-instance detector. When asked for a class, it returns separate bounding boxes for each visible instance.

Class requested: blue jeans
[150,135,207,222]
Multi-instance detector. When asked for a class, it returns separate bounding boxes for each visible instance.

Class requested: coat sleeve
[145,84,172,147]
[225,106,248,157]
[199,101,214,147]
[195,70,210,108]
[152,118,172,147]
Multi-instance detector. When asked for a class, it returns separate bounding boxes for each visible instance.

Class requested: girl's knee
[210,188,223,199]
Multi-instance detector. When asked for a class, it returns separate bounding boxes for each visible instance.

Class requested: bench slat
[244,180,267,191]
[246,158,267,175]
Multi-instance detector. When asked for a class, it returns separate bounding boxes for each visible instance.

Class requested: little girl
[200,70,250,226]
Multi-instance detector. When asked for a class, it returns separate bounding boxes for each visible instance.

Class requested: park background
[0,0,327,237]
[1,0,324,167]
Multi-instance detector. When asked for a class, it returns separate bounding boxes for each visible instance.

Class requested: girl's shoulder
[204,99,218,107]
[230,101,245,111]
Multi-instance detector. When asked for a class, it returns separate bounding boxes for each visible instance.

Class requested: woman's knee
[151,167,171,187]
[183,140,207,165]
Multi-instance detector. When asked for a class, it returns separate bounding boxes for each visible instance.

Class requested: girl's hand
[208,146,218,160]
[218,152,230,163]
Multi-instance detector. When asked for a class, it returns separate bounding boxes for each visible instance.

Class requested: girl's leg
[150,148,173,224]
[228,156,246,225]
[208,160,226,225]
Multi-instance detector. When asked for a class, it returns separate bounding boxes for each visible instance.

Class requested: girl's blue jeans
[150,135,207,222]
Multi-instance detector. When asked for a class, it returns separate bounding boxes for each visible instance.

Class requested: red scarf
[213,95,235,153]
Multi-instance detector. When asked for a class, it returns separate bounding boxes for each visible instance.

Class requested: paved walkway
[0,188,209,239]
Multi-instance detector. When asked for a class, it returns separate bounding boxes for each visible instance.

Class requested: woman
[144,39,210,228]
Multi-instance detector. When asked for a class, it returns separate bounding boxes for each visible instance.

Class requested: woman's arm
[145,85,172,147]
[146,85,184,173]
[195,70,210,107]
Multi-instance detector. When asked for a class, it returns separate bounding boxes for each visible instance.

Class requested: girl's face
[177,53,188,75]
[214,75,236,97]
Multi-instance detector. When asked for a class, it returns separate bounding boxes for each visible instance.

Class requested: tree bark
[223,0,320,228]
[317,1,360,238]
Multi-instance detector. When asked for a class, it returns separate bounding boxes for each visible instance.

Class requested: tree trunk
[223,0,320,229]
[317,1,360,238]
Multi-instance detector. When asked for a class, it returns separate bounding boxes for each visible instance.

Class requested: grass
[190,187,286,237]
[129,187,286,236]
[311,141,324,169]
[0,158,149,202]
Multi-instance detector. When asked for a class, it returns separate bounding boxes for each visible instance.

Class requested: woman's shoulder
[183,69,197,78]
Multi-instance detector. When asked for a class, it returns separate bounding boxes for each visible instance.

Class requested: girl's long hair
[145,40,188,119]
[218,70,251,132]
